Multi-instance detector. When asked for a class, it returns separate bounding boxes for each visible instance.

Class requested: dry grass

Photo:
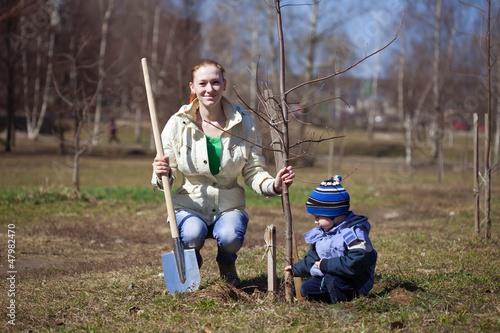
[0,134,499,332]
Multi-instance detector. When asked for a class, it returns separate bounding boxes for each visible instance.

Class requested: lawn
[0,131,499,332]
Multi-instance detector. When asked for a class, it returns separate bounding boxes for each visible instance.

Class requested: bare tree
[234,0,402,302]
[367,27,382,142]
[266,4,280,92]
[52,34,97,197]
[397,28,414,179]
[49,0,114,196]
[1,0,49,152]
[299,1,318,140]
[249,0,260,110]
[91,0,115,145]
[495,57,500,165]
[482,0,493,239]
[20,1,56,141]
[431,0,444,182]
[459,0,496,239]
[124,0,190,145]
[134,0,151,144]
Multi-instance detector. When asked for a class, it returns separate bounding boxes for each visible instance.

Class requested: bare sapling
[232,1,404,301]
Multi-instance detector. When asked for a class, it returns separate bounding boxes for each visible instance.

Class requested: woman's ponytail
[189,92,197,104]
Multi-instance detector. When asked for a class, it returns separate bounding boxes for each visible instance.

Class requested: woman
[152,59,294,286]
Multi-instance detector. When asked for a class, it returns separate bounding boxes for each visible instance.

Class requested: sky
[170,0,495,79]
[199,0,406,78]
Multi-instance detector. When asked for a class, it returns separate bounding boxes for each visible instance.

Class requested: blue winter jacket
[291,212,377,294]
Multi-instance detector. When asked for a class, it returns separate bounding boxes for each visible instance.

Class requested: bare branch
[343,160,365,181]
[202,120,281,153]
[300,95,350,113]
[457,1,486,14]
[289,134,345,149]
[280,1,321,8]
[0,0,48,22]
[51,71,74,107]
[285,4,404,96]
[233,87,285,137]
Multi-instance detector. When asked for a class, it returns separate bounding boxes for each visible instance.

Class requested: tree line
[1,0,498,188]
[1,0,201,153]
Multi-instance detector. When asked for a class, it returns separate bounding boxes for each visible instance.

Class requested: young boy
[285,175,377,303]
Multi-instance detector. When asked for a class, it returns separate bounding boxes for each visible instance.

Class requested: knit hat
[306,175,350,217]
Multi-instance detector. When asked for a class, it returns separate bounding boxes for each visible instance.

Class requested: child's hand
[284,265,292,271]
[315,260,322,268]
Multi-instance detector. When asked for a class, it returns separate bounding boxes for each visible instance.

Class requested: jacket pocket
[177,144,196,174]
[224,141,248,171]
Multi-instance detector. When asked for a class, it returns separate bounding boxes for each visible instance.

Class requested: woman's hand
[273,166,295,193]
[152,155,170,179]
[315,260,322,269]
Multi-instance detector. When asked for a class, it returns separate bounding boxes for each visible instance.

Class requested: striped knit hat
[306,175,350,217]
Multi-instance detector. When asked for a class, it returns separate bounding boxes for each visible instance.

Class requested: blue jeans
[300,275,359,304]
[175,209,249,266]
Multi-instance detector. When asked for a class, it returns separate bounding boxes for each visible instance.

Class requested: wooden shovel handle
[141,58,179,238]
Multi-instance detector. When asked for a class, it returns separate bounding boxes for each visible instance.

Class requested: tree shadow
[240,273,270,293]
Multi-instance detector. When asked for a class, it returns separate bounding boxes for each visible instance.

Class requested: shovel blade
[162,249,200,293]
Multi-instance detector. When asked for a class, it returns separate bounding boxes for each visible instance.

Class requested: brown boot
[218,262,241,287]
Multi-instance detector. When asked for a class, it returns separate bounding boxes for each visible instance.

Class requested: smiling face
[189,64,226,110]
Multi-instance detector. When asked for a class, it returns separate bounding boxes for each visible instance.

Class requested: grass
[0,132,499,332]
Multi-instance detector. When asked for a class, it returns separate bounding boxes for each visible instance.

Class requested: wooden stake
[266,225,277,294]
[473,113,480,237]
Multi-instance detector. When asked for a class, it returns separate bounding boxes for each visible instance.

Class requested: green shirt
[206,135,221,175]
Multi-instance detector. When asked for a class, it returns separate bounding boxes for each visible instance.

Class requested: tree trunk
[273,0,294,303]
[57,111,65,155]
[404,114,413,181]
[73,122,82,198]
[265,89,304,301]
[156,2,178,97]
[22,20,54,141]
[398,28,405,124]
[5,17,16,152]
[432,0,444,182]
[473,113,480,237]
[134,0,150,144]
[367,27,381,142]
[399,29,413,180]
[483,0,492,239]
[135,107,142,144]
[148,0,161,151]
[69,36,81,197]
[300,2,318,139]
[92,0,114,145]
[494,39,500,165]
[267,5,279,91]
[249,1,259,110]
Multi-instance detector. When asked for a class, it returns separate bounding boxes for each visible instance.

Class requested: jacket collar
[303,212,368,244]
[177,96,243,132]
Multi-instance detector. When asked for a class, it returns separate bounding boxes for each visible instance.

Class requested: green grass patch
[1,131,499,332]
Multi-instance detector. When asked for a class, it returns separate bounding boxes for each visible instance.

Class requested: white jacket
[152,97,278,224]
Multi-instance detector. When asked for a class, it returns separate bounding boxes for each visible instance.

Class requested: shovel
[141,58,200,293]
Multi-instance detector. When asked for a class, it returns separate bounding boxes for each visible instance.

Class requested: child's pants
[300,275,359,304]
